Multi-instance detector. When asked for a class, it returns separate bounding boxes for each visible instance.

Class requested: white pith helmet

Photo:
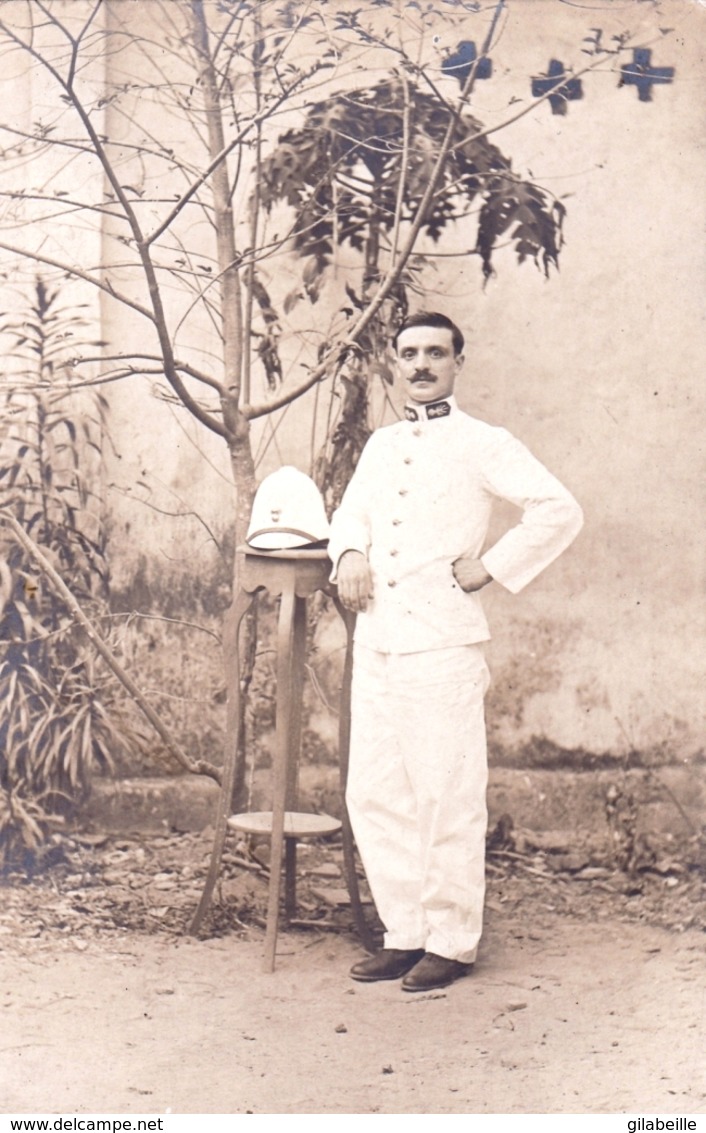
[246,465,330,550]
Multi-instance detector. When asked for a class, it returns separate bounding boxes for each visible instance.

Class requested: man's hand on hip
[452,555,493,593]
[336,550,374,612]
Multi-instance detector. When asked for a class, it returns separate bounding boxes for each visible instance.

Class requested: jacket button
[387,580,397,588]
[392,519,401,526]
[413,427,422,437]
[403,457,412,465]
[398,488,408,496]
[389,549,398,557]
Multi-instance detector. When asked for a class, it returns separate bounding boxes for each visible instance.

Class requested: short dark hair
[392,311,465,357]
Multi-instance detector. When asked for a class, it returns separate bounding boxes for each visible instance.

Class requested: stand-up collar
[404,395,458,422]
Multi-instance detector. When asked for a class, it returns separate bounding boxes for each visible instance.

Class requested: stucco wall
[5,1,703,763]
[105,0,706,761]
[459,0,706,761]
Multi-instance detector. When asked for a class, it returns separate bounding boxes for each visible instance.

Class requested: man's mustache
[411,372,435,382]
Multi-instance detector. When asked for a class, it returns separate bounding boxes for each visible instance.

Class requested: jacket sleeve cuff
[327,507,370,580]
[480,496,584,594]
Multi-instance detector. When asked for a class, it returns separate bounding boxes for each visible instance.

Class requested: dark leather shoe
[401,952,473,992]
[350,948,426,983]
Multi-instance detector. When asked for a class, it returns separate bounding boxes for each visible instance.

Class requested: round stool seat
[228,811,342,839]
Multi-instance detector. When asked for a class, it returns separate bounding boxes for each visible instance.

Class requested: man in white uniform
[328,311,583,992]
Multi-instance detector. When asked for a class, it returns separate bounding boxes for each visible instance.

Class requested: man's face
[394,325,464,404]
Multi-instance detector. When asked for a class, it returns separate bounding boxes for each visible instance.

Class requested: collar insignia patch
[425,399,451,419]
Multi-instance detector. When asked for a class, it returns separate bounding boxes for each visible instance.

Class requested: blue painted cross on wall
[442,41,492,88]
[619,48,675,102]
[531,59,583,115]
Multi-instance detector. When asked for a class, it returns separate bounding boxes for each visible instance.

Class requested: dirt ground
[1,829,705,1115]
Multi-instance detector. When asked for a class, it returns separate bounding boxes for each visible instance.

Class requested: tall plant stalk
[0,280,124,864]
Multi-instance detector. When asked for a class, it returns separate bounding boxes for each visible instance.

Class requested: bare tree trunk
[227,430,258,810]
[189,0,259,808]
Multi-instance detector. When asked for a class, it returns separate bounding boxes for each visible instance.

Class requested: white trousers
[346,643,490,964]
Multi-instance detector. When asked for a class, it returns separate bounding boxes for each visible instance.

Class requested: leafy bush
[0,279,126,867]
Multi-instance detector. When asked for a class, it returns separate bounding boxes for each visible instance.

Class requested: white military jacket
[328,396,583,654]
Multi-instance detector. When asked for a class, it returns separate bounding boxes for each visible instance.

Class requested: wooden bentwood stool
[189,546,376,970]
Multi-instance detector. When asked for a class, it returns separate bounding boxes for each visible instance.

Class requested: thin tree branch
[78,353,223,392]
[248,2,506,419]
[0,9,229,440]
[144,60,323,249]
[0,239,155,321]
[389,68,412,267]
[0,188,130,224]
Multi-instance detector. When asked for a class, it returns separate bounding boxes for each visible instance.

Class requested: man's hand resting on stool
[336,550,374,613]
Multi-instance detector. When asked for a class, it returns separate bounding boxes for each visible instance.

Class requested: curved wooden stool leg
[189,586,256,935]
[333,598,377,954]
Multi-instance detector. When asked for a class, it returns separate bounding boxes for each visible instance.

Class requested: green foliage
[477,180,565,280]
[0,279,126,868]
[261,74,565,508]
[314,365,375,515]
[0,281,108,591]
[260,76,564,288]
[0,781,56,862]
